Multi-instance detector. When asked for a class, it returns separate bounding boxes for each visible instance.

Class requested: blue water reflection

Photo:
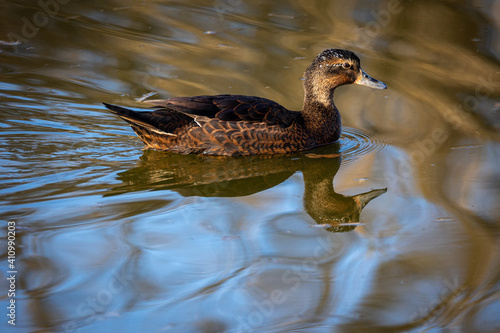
[0,0,499,332]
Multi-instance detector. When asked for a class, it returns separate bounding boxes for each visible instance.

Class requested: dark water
[1,0,500,332]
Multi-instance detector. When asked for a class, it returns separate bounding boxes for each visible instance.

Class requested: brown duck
[104,49,386,156]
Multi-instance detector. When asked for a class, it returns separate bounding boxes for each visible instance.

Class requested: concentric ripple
[339,127,386,165]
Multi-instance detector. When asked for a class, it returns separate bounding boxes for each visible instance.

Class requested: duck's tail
[103,103,177,137]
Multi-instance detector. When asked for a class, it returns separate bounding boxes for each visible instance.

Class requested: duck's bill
[355,69,387,89]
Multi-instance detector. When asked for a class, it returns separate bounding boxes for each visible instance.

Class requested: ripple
[339,127,386,164]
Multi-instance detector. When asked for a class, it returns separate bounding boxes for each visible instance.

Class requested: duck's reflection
[112,145,386,232]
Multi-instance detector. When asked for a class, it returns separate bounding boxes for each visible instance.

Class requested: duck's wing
[103,103,192,136]
[144,94,301,128]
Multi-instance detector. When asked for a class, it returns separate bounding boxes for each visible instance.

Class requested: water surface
[1,0,499,332]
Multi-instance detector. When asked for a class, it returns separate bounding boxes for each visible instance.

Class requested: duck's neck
[301,89,341,144]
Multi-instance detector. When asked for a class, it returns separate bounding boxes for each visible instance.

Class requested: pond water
[1,0,499,332]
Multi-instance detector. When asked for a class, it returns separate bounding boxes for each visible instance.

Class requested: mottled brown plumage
[104,49,386,156]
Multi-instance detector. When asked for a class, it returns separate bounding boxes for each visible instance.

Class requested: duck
[104,49,386,156]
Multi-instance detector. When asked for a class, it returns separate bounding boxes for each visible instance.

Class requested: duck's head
[303,49,387,105]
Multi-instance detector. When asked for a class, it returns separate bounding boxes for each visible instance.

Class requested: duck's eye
[342,62,351,69]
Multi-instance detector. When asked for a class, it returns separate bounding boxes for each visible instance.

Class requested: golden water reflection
[0,0,499,332]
